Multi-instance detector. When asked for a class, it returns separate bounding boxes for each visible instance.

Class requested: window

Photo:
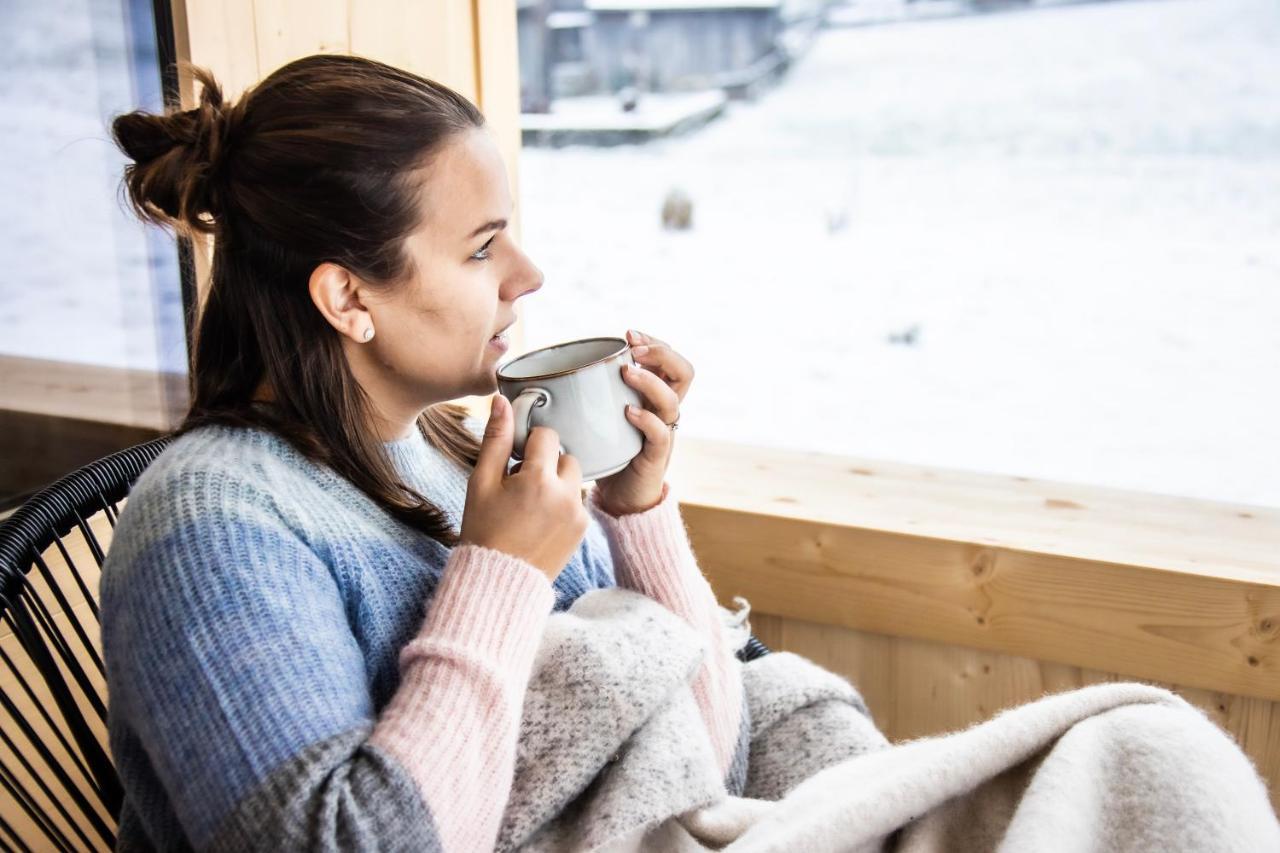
[0,0,187,509]
[512,0,1279,508]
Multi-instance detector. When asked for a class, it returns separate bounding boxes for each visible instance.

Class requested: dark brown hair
[112,54,488,546]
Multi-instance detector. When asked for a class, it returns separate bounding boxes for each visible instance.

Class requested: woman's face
[357,127,543,417]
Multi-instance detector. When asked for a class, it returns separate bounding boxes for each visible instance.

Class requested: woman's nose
[510,255,544,300]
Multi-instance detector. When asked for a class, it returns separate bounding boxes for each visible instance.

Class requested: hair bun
[112,66,243,235]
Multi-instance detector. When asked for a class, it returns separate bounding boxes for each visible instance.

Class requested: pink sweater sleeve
[367,543,554,853]
[585,481,747,783]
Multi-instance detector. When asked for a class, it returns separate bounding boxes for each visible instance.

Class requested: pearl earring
[363,327,374,342]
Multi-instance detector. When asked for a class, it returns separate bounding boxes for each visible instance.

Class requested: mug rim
[496,336,628,382]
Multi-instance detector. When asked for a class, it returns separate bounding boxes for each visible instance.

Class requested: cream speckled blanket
[497,587,1279,852]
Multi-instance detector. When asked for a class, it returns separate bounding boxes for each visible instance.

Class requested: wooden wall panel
[252,0,350,78]
[350,2,478,101]
[175,0,261,102]
[749,611,1280,815]
[474,0,525,254]
[686,471,1280,696]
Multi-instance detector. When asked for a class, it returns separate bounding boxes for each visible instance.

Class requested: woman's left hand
[593,329,695,516]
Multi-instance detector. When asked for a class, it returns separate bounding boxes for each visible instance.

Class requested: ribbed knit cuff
[586,480,698,608]
[413,543,556,668]
[368,543,555,853]
[586,481,746,782]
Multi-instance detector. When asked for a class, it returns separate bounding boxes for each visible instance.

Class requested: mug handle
[510,387,552,461]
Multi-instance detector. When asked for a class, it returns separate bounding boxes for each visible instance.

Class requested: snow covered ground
[515,0,1280,508]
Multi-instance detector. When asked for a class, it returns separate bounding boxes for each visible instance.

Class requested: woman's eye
[471,235,496,261]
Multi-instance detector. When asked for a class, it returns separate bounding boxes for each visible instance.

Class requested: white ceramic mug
[496,336,645,481]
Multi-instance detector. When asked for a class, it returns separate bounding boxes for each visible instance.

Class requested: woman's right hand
[459,393,589,582]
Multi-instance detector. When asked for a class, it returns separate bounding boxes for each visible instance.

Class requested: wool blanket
[495,587,1279,852]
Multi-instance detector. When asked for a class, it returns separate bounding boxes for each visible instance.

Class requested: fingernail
[632,345,649,356]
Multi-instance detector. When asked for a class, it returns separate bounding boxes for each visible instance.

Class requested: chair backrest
[0,436,172,852]
[738,634,771,663]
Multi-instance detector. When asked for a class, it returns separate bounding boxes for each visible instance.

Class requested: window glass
[514,0,1279,507]
[0,0,184,509]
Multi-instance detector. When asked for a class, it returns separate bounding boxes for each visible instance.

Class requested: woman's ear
[308,262,371,342]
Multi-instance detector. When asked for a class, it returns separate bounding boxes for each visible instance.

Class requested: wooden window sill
[0,355,187,432]
[6,360,1274,702]
[670,435,1280,702]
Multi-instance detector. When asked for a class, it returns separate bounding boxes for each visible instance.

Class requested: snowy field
[515,0,1280,507]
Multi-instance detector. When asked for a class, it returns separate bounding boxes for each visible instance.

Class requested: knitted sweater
[99,413,749,852]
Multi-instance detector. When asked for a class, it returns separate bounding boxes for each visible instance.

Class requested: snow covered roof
[548,10,594,28]
[585,0,781,11]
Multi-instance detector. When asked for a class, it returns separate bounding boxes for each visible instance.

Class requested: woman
[100,54,749,851]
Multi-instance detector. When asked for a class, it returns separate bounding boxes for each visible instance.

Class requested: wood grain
[748,612,1280,814]
[672,436,1278,583]
[672,437,1280,702]
[0,355,186,431]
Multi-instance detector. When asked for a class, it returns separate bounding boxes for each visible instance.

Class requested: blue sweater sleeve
[101,472,443,851]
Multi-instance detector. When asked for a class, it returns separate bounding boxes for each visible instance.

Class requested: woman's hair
[111,54,489,547]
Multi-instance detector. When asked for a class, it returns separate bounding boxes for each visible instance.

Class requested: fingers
[510,428,578,482]
[627,328,665,347]
[626,332,694,402]
[557,447,581,481]
[474,394,514,486]
[522,425,563,473]
[511,426,578,485]
[625,404,675,460]
[621,362,680,425]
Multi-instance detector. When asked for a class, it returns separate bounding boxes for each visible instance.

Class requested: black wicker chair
[0,435,770,851]
[0,435,174,851]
